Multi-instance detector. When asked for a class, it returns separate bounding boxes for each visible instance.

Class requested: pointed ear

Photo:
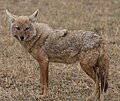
[29,9,38,22]
[6,9,18,23]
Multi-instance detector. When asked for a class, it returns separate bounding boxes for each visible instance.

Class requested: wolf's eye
[15,26,20,30]
[25,27,30,31]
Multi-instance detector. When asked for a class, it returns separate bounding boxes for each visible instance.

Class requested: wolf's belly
[42,45,79,64]
[48,52,79,64]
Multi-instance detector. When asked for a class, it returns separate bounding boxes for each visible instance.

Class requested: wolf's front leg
[39,60,49,98]
[30,47,49,98]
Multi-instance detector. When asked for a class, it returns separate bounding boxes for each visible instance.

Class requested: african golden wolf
[6,9,109,101]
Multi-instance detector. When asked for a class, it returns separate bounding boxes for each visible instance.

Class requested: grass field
[0,0,120,101]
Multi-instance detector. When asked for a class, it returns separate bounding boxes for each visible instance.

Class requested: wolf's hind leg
[79,62,100,101]
[79,50,100,101]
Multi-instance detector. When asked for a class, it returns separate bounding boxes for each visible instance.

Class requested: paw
[39,92,48,98]
[86,95,94,101]
[39,94,47,98]
[86,94,100,101]
[100,93,104,101]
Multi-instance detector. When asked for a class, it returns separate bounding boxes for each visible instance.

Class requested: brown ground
[0,0,120,101]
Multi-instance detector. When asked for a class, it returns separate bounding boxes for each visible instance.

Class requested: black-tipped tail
[100,72,108,93]
[104,81,108,92]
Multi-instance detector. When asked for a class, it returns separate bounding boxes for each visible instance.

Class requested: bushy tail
[100,73,108,92]
[98,38,109,93]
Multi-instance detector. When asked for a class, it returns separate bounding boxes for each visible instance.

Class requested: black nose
[20,36,24,41]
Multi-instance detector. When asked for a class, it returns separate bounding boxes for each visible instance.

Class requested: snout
[14,33,29,42]
[19,36,26,41]
[14,35,26,42]
[20,36,25,41]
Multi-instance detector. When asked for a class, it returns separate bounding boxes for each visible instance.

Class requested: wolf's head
[6,9,38,42]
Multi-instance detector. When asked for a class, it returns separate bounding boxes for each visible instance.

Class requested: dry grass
[0,0,120,101]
